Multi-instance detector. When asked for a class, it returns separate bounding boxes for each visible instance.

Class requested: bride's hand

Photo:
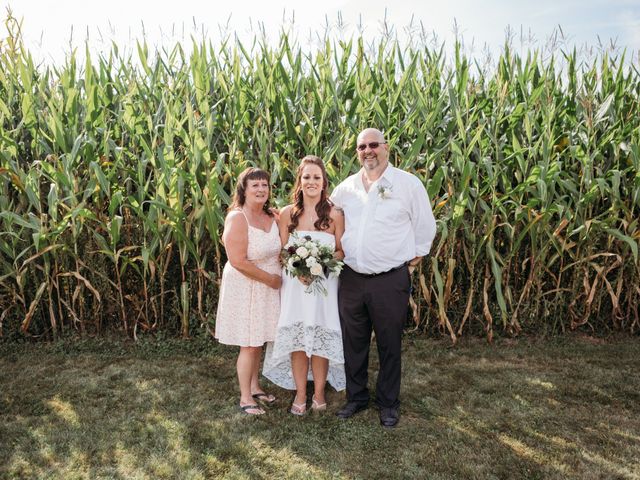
[298,275,313,286]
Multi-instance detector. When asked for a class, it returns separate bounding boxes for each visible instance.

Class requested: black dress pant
[338,264,410,409]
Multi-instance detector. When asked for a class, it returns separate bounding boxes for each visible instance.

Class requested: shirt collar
[379,164,395,186]
[357,163,396,190]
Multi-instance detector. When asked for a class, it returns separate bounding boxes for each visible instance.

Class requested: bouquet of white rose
[281,233,344,295]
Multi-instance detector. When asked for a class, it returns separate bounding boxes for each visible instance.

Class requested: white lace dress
[263,230,346,391]
[214,221,281,347]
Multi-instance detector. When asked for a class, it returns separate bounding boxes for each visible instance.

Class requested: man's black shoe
[379,407,399,428]
[336,402,368,419]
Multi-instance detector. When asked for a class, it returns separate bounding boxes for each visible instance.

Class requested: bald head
[357,128,385,143]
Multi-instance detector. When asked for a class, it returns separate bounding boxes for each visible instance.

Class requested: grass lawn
[1,334,639,479]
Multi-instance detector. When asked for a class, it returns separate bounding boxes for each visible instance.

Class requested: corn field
[1,14,639,341]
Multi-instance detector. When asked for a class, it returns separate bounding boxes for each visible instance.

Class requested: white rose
[310,246,319,257]
[295,246,309,258]
[305,241,314,249]
[310,264,323,276]
[305,256,318,267]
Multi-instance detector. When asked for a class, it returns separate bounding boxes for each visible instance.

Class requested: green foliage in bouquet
[281,234,344,296]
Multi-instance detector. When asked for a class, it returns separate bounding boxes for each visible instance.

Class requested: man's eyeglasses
[356,142,387,151]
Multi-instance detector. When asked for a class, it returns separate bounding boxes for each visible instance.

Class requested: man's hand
[408,256,423,274]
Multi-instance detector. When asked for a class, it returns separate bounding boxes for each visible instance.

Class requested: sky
[1,0,639,64]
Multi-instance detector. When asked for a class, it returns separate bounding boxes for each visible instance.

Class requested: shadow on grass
[1,335,639,479]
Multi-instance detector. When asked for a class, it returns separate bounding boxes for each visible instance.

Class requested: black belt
[347,262,408,278]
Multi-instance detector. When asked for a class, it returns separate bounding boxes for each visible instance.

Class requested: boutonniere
[377,185,392,200]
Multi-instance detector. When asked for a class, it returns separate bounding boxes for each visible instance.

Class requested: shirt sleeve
[409,178,437,256]
[329,184,343,208]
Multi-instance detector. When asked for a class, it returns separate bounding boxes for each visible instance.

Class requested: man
[330,128,436,428]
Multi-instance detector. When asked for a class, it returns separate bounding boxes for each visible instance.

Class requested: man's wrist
[408,256,423,267]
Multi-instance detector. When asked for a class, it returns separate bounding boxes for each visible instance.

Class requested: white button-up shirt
[331,165,437,275]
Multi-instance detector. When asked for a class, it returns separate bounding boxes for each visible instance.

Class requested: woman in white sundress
[263,155,346,415]
[215,167,282,416]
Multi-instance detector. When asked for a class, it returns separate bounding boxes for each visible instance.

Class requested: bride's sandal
[311,395,327,412]
[290,399,307,416]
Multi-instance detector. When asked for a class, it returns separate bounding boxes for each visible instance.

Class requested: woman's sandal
[311,395,327,412]
[239,404,265,415]
[289,400,307,416]
[252,392,276,405]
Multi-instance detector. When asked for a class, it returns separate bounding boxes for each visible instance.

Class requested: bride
[263,155,346,414]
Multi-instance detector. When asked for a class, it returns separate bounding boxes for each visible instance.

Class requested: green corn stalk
[1,12,638,339]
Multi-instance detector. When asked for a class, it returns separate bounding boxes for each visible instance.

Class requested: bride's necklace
[303,203,319,220]
[305,212,318,225]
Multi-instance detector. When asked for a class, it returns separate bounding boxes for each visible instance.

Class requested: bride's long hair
[288,156,332,233]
